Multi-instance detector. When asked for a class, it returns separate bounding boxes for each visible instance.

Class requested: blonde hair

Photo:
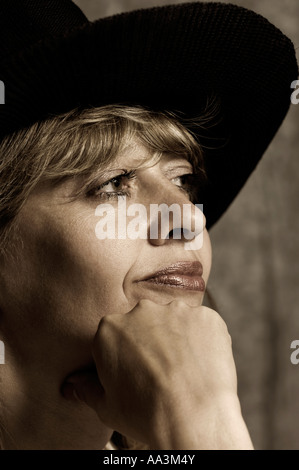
[0,104,211,255]
[0,103,213,449]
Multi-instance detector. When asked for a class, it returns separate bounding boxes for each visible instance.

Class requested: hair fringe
[0,103,219,255]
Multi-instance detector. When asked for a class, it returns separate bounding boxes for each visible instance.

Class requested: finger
[61,371,105,411]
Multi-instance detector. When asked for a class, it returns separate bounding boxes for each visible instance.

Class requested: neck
[0,361,112,450]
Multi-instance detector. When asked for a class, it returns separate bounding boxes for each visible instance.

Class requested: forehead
[107,140,154,168]
[94,139,193,173]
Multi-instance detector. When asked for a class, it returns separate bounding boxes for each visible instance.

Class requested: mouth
[137,261,205,292]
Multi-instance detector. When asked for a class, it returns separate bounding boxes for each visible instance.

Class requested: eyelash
[174,174,196,199]
[87,170,137,200]
[87,170,198,201]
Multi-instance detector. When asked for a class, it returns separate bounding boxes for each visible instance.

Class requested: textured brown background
[74,0,299,449]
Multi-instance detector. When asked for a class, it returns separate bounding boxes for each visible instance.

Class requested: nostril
[167,228,184,240]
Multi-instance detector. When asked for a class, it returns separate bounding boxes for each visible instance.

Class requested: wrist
[150,393,254,450]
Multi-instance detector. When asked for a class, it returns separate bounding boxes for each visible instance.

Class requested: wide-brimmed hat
[0,0,297,228]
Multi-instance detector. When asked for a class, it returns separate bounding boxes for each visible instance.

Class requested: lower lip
[141,275,205,292]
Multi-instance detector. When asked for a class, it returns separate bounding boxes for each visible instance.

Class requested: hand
[62,299,253,449]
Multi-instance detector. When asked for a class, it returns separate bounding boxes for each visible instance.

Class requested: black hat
[0,0,297,228]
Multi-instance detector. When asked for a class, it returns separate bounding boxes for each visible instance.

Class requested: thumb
[61,370,105,411]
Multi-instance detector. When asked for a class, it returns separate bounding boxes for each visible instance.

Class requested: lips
[138,261,205,292]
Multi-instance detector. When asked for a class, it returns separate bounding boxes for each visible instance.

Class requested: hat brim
[0,2,298,228]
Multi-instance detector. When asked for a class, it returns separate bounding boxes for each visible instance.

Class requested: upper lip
[139,261,203,281]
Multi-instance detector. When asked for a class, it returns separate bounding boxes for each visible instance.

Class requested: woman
[0,0,297,450]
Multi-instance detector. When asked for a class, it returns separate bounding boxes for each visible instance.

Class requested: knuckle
[134,299,167,319]
[93,315,118,355]
[97,314,110,332]
[95,315,116,341]
[138,298,154,306]
[200,306,229,329]
[94,317,107,346]
[167,299,188,311]
[133,299,156,319]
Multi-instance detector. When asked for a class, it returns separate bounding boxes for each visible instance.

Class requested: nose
[148,185,206,248]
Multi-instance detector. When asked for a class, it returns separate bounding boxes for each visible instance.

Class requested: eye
[171,174,190,188]
[171,174,196,199]
[87,170,136,200]
[100,176,123,191]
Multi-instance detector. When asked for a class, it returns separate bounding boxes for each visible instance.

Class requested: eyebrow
[163,162,193,171]
[66,151,195,195]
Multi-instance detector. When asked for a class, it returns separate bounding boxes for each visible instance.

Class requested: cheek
[4,206,137,327]
[1,210,141,372]
[75,236,140,313]
[30,216,138,318]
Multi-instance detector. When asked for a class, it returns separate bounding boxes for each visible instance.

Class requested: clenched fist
[62,299,253,450]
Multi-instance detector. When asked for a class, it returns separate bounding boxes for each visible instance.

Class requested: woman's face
[0,139,212,448]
